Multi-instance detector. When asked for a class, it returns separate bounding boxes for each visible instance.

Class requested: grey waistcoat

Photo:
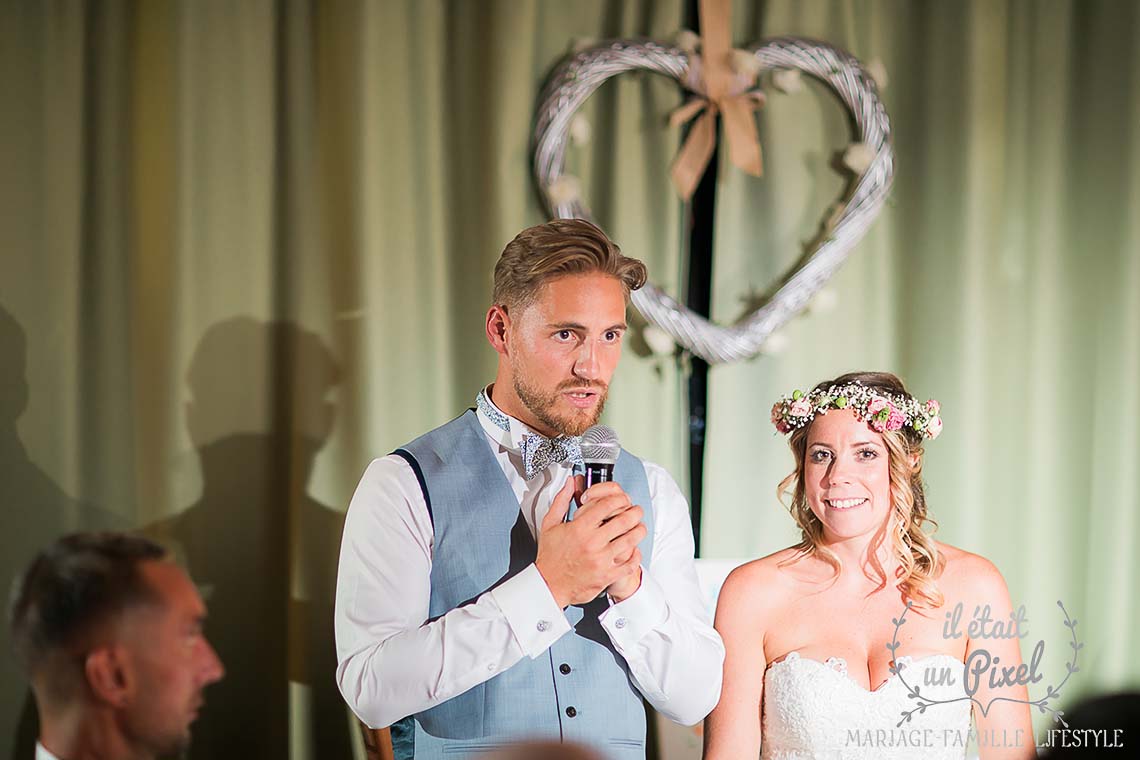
[390,410,656,759]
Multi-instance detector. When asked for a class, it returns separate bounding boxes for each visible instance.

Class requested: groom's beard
[513,375,608,438]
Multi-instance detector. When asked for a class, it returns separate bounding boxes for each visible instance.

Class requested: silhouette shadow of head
[146,316,350,758]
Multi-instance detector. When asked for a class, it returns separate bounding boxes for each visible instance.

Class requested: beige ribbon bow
[670,0,766,201]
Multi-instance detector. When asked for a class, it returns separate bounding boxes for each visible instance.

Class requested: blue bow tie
[520,433,583,479]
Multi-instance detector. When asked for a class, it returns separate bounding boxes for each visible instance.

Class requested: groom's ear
[486,304,511,354]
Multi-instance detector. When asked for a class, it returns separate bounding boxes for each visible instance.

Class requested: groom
[334,219,723,758]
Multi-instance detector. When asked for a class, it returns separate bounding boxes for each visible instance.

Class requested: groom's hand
[605,549,642,603]
[535,478,647,608]
[582,481,645,603]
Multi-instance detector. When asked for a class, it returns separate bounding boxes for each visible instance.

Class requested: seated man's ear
[85,646,132,708]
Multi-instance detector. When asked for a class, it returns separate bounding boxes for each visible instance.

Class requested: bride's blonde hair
[776,371,945,608]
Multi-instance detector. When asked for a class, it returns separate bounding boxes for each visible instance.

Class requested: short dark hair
[492,219,648,311]
[8,533,169,684]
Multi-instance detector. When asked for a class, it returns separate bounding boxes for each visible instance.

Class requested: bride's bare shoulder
[936,541,1011,601]
[725,547,803,581]
[717,547,811,612]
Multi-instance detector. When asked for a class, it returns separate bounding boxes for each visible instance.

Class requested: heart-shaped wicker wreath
[532,37,894,364]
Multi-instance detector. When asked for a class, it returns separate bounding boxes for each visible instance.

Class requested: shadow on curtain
[143,317,349,758]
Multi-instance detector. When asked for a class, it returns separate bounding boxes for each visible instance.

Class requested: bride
[703,372,1034,760]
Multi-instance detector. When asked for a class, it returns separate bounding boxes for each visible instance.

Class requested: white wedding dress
[761,652,973,760]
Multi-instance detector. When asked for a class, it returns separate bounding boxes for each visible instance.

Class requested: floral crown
[770,382,943,440]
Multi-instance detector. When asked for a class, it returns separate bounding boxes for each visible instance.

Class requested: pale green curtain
[0,1,685,757]
[1,0,1137,757]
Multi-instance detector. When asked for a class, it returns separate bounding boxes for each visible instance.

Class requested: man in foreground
[8,532,224,760]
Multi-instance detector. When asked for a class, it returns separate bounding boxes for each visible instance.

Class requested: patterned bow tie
[520,433,583,480]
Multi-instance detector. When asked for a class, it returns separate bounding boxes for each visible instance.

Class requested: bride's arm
[703,562,772,760]
[961,554,1036,760]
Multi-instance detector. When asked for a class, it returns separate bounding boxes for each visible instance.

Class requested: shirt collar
[475,385,511,434]
[475,386,582,469]
[36,743,62,760]
[476,385,547,454]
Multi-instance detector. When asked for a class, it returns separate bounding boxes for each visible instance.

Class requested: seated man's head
[8,532,224,757]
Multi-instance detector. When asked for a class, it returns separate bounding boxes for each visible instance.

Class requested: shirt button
[559,663,571,675]
[565,706,577,718]
[536,620,550,632]
[614,617,628,629]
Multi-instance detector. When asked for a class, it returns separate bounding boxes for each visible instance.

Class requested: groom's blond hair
[492,219,647,312]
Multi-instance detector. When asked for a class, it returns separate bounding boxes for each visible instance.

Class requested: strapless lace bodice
[762,652,972,760]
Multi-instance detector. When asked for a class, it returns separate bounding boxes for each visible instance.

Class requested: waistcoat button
[559,663,571,675]
[565,706,577,718]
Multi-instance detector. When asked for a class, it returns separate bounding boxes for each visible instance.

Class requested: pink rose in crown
[886,408,906,431]
[771,403,791,433]
[926,416,943,439]
[867,397,888,414]
[790,399,812,417]
[770,403,782,420]
[926,399,940,415]
[868,416,887,433]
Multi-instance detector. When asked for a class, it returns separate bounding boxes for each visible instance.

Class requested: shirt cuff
[489,563,571,659]
[599,566,668,647]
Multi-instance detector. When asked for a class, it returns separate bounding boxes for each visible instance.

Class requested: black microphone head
[581,424,620,465]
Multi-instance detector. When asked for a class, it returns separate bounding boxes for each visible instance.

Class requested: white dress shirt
[35,743,60,760]
[334,391,725,729]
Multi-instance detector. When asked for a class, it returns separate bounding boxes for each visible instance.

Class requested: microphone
[567,425,620,522]
[581,424,620,489]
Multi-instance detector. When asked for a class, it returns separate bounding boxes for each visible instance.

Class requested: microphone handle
[583,462,615,489]
[565,462,615,522]
[581,461,620,602]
